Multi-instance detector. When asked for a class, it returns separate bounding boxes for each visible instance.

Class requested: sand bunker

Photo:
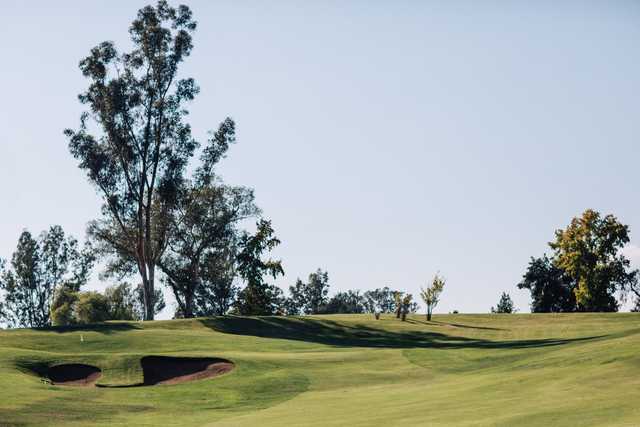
[47,363,102,386]
[44,356,233,387]
[141,356,234,385]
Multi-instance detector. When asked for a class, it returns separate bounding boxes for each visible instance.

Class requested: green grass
[0,313,638,426]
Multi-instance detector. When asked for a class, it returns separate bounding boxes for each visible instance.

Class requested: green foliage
[160,174,258,318]
[191,247,239,316]
[304,270,329,314]
[51,283,160,325]
[400,294,414,321]
[393,291,403,318]
[234,220,284,315]
[518,209,636,312]
[420,273,445,321]
[549,209,635,311]
[286,269,330,315]
[0,226,93,328]
[74,292,110,324]
[517,255,575,312]
[363,286,398,314]
[65,1,200,320]
[322,290,366,314]
[50,286,79,326]
[491,292,516,313]
[104,283,139,321]
[235,284,286,316]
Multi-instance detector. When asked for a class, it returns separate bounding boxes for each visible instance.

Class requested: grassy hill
[0,313,638,426]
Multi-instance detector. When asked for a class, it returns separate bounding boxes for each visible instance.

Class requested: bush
[50,286,79,326]
[74,292,110,324]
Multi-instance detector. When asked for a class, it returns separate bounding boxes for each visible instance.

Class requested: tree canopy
[550,209,635,311]
[519,209,637,313]
[517,255,575,312]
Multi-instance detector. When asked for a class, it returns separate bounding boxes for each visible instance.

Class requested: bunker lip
[141,356,234,385]
[47,363,102,386]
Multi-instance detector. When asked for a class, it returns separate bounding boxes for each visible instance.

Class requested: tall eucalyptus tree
[65,2,200,319]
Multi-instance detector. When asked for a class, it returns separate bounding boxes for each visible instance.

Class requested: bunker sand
[141,356,234,385]
[47,356,234,387]
[48,363,102,386]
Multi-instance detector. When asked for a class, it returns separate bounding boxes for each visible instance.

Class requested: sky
[1,1,639,318]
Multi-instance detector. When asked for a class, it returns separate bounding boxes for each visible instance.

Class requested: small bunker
[48,363,102,386]
[141,356,234,385]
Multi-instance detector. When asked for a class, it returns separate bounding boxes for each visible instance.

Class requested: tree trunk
[144,264,155,321]
[184,286,194,319]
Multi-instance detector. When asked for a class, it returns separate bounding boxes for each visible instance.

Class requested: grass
[0,313,638,426]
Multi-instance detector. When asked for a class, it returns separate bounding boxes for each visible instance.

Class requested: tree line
[0,233,425,327]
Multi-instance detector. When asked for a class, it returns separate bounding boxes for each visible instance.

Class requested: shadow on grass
[408,319,506,331]
[36,322,141,335]
[199,316,601,349]
[15,359,50,377]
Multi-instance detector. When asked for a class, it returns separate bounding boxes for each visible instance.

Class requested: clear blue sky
[1,1,639,317]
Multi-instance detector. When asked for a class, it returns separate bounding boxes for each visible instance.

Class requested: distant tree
[401,294,414,321]
[517,255,575,312]
[65,1,200,320]
[159,179,258,318]
[0,227,93,328]
[363,287,397,314]
[285,270,330,315]
[420,273,445,321]
[322,290,366,314]
[491,292,516,313]
[304,269,330,314]
[74,292,110,324]
[285,278,306,315]
[269,285,288,315]
[632,297,640,312]
[550,209,635,312]
[104,283,139,320]
[234,220,284,315]
[393,291,404,319]
[50,286,80,326]
[191,246,239,316]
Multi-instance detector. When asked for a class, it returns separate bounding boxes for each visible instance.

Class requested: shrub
[74,292,110,324]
